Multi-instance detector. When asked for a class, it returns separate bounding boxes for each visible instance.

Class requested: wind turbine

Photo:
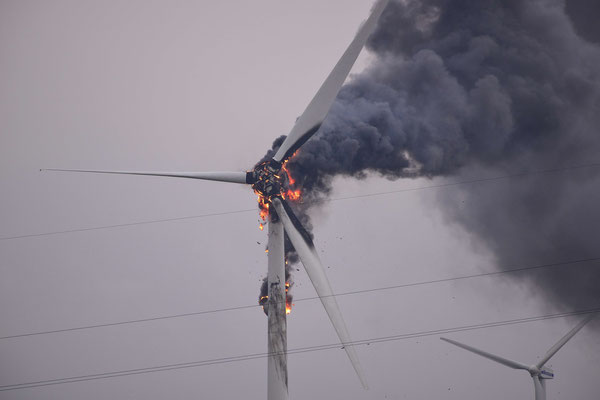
[440,313,596,400]
[46,1,390,398]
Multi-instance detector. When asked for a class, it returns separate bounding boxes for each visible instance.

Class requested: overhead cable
[1,307,598,392]
[2,256,598,340]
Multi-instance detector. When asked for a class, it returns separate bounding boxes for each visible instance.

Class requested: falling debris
[258,266,294,316]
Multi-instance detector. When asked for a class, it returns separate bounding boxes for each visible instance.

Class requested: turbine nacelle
[526,365,554,379]
[538,366,554,380]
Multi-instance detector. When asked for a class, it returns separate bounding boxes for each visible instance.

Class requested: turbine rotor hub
[528,365,540,377]
[250,160,285,199]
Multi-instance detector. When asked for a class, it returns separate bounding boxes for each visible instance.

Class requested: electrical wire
[2,161,599,241]
[2,256,598,340]
[1,307,598,392]
[0,208,256,241]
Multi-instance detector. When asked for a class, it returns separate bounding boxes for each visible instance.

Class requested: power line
[2,256,598,340]
[0,208,256,241]
[2,161,599,241]
[1,307,598,392]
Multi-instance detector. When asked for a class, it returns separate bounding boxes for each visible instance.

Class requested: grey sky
[1,1,598,399]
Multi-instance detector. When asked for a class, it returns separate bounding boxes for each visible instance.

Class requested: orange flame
[259,282,292,314]
[282,162,296,185]
[256,192,270,229]
[285,282,292,314]
[259,294,293,315]
[286,189,301,201]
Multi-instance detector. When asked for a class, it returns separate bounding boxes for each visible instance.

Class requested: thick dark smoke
[565,0,600,43]
[265,0,600,314]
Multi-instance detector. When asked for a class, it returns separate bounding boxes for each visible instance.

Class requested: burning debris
[259,268,294,315]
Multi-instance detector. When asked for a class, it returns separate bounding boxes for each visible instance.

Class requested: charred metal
[250,161,287,199]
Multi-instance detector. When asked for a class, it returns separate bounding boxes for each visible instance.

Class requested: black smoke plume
[264,0,600,314]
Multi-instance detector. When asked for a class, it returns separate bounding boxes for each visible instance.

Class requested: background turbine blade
[532,376,546,400]
[44,169,250,184]
[440,337,530,370]
[535,312,596,369]
[272,198,369,389]
[272,0,390,163]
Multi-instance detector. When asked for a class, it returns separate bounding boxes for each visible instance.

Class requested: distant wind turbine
[441,313,596,400]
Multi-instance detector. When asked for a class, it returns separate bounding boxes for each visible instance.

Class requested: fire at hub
[248,157,301,227]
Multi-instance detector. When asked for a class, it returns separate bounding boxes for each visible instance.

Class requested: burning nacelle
[248,160,286,198]
[249,158,302,232]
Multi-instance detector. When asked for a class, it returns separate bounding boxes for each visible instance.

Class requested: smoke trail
[265,0,600,313]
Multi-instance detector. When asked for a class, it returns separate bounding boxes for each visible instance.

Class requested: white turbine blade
[271,198,368,389]
[272,0,390,163]
[44,169,250,184]
[535,312,596,369]
[532,376,546,400]
[440,337,530,370]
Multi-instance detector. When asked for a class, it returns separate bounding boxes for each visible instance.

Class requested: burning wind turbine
[45,1,390,398]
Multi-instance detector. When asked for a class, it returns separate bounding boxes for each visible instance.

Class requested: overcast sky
[1,1,599,399]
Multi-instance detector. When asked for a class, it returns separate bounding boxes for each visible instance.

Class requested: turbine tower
[440,313,596,400]
[46,1,390,398]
